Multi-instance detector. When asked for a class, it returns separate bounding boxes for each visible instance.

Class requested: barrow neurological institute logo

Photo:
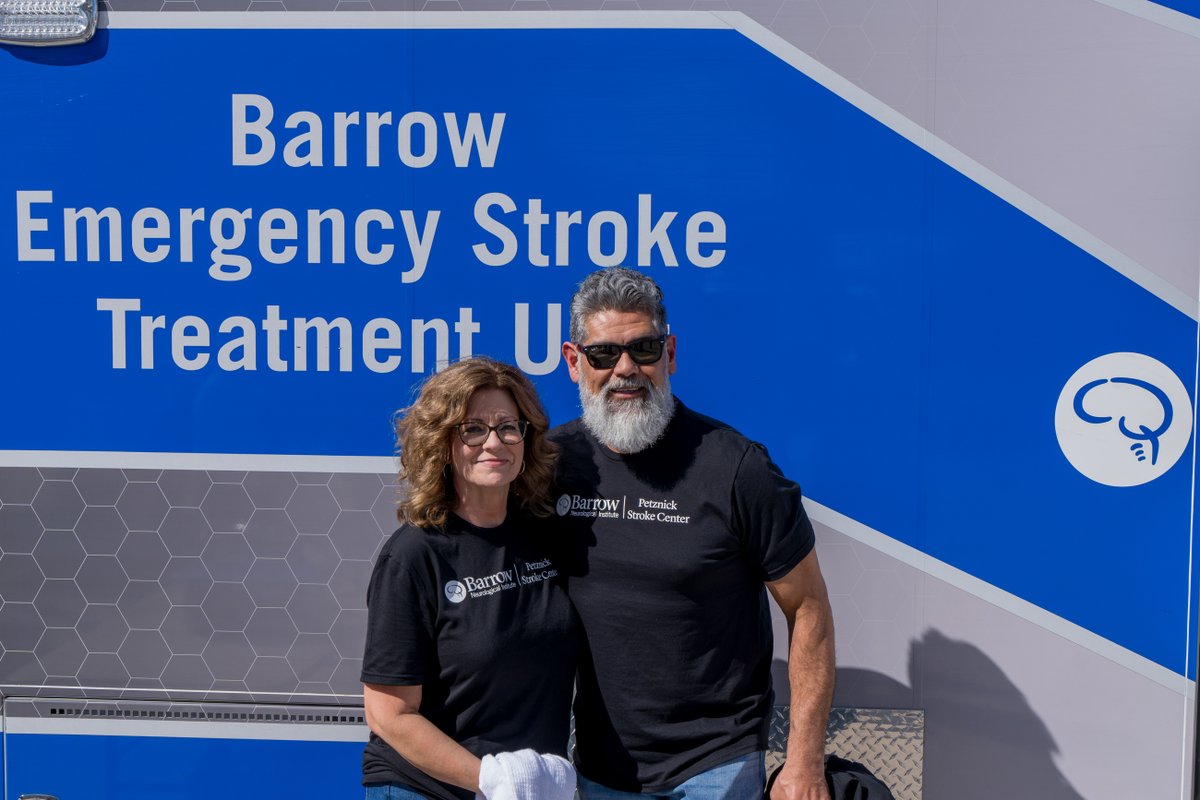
[1055,352,1193,487]
[444,580,467,604]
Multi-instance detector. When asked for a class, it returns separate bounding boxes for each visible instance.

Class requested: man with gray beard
[550,267,835,800]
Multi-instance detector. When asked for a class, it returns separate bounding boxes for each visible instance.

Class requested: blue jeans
[577,752,766,799]
[365,783,431,800]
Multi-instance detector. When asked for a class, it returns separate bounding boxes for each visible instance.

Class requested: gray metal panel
[0,467,394,705]
[768,706,924,800]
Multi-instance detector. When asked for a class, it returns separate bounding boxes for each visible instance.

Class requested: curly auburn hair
[395,358,558,529]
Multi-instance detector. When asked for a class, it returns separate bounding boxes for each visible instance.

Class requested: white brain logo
[1055,352,1193,487]
[444,580,467,604]
[555,494,572,516]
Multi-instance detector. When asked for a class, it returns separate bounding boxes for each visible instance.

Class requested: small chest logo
[555,492,690,523]
[557,493,621,518]
[444,580,467,604]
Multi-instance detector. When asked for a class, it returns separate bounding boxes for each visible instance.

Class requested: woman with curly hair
[361,358,577,800]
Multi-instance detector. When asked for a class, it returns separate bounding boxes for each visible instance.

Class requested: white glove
[476,748,576,800]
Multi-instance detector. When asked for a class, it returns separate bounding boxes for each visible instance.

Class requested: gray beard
[580,374,675,453]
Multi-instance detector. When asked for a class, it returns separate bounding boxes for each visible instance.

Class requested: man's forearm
[783,592,835,777]
[766,551,836,800]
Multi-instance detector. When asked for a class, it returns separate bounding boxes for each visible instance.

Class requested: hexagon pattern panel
[0,467,397,703]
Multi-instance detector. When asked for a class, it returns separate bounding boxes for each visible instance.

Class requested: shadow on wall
[774,629,1085,800]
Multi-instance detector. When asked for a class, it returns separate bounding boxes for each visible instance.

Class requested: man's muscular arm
[766,550,835,800]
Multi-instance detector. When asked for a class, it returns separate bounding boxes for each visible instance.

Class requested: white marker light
[0,0,96,46]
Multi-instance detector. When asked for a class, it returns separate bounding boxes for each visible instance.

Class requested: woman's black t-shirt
[360,511,576,800]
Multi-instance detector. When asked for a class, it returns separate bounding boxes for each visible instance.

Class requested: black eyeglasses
[575,336,666,369]
[454,419,529,446]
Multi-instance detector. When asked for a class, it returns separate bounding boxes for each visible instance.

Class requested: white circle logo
[444,580,466,604]
[556,494,572,516]
[1055,352,1193,487]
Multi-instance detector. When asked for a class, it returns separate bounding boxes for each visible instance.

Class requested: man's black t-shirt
[360,512,576,800]
[550,401,815,792]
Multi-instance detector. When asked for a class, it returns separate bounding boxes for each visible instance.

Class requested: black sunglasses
[575,336,666,370]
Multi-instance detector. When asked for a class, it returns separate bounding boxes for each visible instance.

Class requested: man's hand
[769,763,831,800]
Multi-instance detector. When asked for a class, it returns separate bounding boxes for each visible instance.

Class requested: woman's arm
[363,682,483,793]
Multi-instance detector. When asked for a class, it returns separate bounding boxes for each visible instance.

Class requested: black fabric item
[360,511,577,800]
[763,755,898,800]
[550,400,816,792]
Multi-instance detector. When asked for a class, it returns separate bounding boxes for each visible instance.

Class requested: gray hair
[568,267,668,343]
